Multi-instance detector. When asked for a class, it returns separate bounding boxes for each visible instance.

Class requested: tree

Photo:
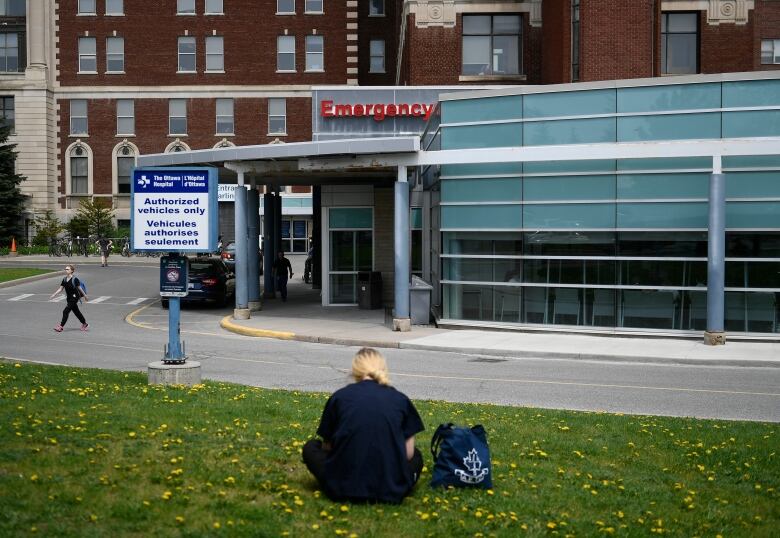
[32,210,66,246]
[74,198,115,237]
[0,123,27,246]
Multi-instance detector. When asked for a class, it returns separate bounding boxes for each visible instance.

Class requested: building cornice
[661,0,755,25]
[404,0,542,29]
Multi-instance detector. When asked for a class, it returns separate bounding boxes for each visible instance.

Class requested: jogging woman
[50,264,89,332]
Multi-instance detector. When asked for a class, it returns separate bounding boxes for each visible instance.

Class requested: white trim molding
[406,0,542,28]
[661,0,755,25]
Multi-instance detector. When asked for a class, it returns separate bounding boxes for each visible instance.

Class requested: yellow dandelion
[547,522,557,529]
[340,505,349,512]
[128,432,136,438]
[213,522,221,529]
[175,516,185,524]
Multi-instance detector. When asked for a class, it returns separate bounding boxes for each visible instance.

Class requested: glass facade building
[435,76,780,335]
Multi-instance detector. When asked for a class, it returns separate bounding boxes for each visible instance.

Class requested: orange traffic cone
[9,236,18,257]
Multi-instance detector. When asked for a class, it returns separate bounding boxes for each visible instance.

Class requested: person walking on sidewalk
[272,250,293,302]
[302,348,425,503]
[50,264,89,332]
[96,236,113,267]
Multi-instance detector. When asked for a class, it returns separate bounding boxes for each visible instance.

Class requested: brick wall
[373,187,395,305]
[701,15,755,73]
[358,0,399,85]
[542,0,570,84]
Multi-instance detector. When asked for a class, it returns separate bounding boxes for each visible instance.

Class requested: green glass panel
[617,83,721,113]
[523,203,615,228]
[411,207,422,229]
[723,156,780,168]
[524,118,616,146]
[524,159,615,174]
[442,231,522,255]
[617,202,708,228]
[617,173,709,199]
[616,157,711,171]
[442,95,523,123]
[442,178,522,202]
[726,202,780,228]
[441,204,521,229]
[524,175,615,201]
[723,111,780,138]
[726,172,780,198]
[282,197,313,208]
[329,208,372,229]
[442,123,522,149]
[722,80,780,107]
[617,113,720,141]
[441,163,524,177]
[523,89,615,118]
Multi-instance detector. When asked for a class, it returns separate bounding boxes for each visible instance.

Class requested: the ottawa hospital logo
[137,175,151,188]
[455,448,490,484]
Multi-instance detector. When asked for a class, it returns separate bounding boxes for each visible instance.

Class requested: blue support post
[247,186,261,310]
[263,192,275,297]
[393,165,410,330]
[165,296,184,361]
[234,172,249,317]
[705,159,726,345]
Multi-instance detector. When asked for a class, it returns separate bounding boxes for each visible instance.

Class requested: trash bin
[358,271,383,309]
[410,276,433,324]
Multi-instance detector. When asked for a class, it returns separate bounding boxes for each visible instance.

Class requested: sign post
[132,167,218,365]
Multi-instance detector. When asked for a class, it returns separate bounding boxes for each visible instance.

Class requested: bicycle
[120,237,131,257]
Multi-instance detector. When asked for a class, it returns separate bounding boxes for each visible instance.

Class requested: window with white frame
[268,98,286,134]
[0,33,19,72]
[305,0,323,13]
[761,39,780,64]
[0,0,26,16]
[462,15,522,75]
[216,98,234,134]
[78,0,96,15]
[177,0,195,14]
[178,36,196,72]
[78,37,97,72]
[106,37,124,72]
[116,99,134,135]
[305,35,323,71]
[369,39,384,73]
[70,145,89,194]
[106,0,123,15]
[277,0,294,14]
[116,144,135,194]
[369,0,384,16]
[205,0,223,14]
[169,99,187,135]
[70,100,88,135]
[206,36,224,71]
[661,12,698,74]
[277,36,295,71]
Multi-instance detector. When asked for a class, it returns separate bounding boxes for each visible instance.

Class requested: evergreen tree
[0,123,27,246]
[32,211,66,246]
[74,198,115,237]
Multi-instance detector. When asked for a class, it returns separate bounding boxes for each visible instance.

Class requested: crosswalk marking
[50,295,66,302]
[9,293,34,301]
[89,296,111,304]
[126,297,149,305]
[6,294,152,305]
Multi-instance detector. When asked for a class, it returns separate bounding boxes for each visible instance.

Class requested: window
[78,0,96,14]
[70,99,88,135]
[661,12,698,74]
[462,15,521,76]
[106,36,124,72]
[268,98,286,134]
[369,0,384,16]
[369,39,384,73]
[205,0,223,14]
[0,33,19,72]
[761,39,780,65]
[78,37,96,72]
[169,99,187,135]
[277,0,294,14]
[305,0,323,13]
[571,0,580,82]
[70,145,88,194]
[116,145,134,194]
[116,99,134,135]
[0,96,14,131]
[178,36,196,72]
[106,0,123,15]
[206,36,224,71]
[177,0,195,14]
[277,36,295,71]
[305,35,323,71]
[216,98,233,134]
[0,0,26,16]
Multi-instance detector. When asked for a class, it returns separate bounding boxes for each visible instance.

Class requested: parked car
[161,257,235,308]
[220,241,263,274]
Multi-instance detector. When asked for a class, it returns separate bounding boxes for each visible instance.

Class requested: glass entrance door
[328,208,373,304]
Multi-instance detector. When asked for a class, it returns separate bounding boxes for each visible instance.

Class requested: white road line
[50,295,66,302]
[9,294,34,301]
[89,296,111,304]
[126,297,149,305]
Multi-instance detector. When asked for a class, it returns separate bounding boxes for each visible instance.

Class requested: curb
[219,316,295,340]
[0,271,60,289]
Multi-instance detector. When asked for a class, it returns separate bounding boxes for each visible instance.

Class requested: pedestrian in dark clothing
[302,348,424,504]
[96,236,113,267]
[50,264,89,332]
[272,250,293,301]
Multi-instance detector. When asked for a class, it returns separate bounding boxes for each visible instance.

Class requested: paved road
[1,259,779,422]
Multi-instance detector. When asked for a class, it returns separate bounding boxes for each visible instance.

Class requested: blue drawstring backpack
[430,423,492,489]
[74,276,87,303]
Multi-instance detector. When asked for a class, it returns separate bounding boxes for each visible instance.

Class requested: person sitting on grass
[302,348,424,504]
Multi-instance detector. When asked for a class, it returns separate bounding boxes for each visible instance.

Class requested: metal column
[393,165,411,331]
[312,185,322,290]
[705,156,726,345]
[263,192,275,297]
[233,171,250,318]
[247,183,261,311]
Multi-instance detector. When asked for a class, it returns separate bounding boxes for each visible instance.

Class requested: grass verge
[0,360,777,537]
[0,268,54,284]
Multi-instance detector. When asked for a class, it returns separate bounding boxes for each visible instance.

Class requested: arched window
[65,141,93,196]
[165,139,191,153]
[112,140,139,195]
[214,138,235,149]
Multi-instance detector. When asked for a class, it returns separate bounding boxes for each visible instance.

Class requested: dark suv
[162,257,235,308]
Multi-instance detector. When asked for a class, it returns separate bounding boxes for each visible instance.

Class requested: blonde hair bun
[351,347,390,386]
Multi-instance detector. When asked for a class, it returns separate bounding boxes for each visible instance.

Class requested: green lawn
[0,360,777,537]
[0,267,54,283]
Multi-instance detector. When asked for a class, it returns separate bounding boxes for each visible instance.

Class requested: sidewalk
[221,270,780,368]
